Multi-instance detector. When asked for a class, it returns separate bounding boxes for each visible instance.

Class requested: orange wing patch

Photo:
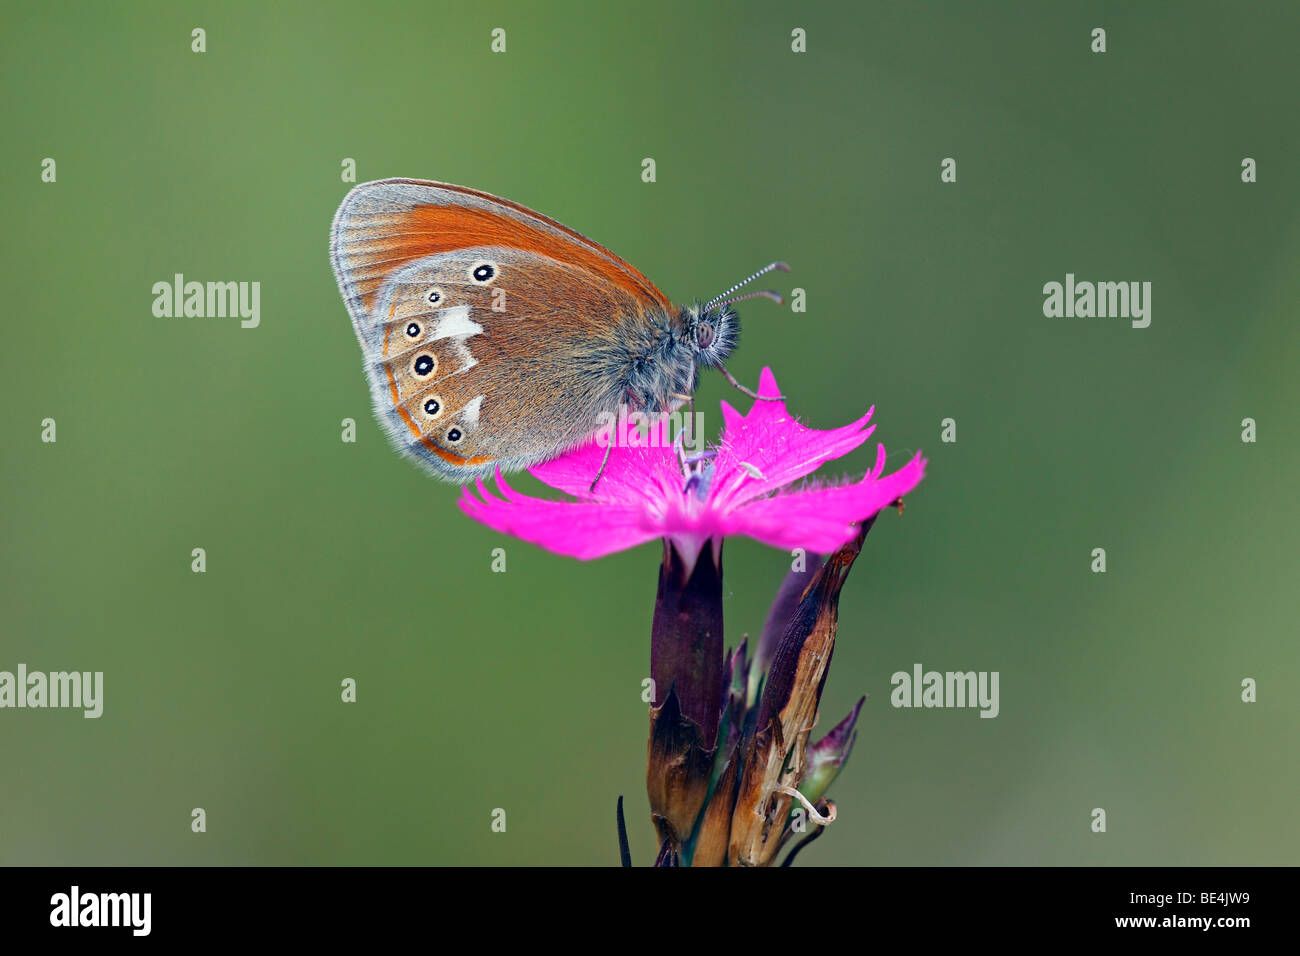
[342,183,671,314]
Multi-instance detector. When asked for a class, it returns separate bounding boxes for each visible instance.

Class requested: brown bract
[726,525,869,866]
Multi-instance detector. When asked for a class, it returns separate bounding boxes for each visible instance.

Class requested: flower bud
[646,540,725,854]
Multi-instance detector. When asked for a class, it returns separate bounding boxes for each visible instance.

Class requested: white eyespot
[421,396,443,418]
[411,352,437,378]
[426,287,444,305]
[470,261,497,284]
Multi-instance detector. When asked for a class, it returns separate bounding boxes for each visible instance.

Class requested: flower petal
[528,414,682,504]
[718,451,928,553]
[456,367,929,563]
[459,479,660,560]
[711,367,877,509]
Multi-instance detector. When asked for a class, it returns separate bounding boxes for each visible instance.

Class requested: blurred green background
[3,0,1297,866]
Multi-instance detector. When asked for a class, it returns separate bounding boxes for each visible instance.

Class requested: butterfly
[329,178,786,487]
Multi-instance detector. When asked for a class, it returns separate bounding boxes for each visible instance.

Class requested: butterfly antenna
[703,261,790,311]
[716,289,784,308]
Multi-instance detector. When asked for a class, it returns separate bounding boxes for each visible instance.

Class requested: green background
[3,0,1296,866]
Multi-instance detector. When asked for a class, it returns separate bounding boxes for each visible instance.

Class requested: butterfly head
[688,261,790,370]
[683,302,739,369]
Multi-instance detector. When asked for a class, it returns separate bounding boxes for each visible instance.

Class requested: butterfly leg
[718,365,784,401]
[592,389,642,491]
[589,437,615,493]
[667,391,704,469]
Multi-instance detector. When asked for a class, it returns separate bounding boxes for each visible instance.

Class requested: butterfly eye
[696,322,716,350]
[426,288,443,304]
[423,398,441,417]
[405,322,421,338]
[471,263,496,283]
[447,428,463,443]
[412,354,436,377]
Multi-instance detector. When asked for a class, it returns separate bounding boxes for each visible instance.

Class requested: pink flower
[459,367,926,560]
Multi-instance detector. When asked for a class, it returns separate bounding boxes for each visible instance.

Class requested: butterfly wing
[330,179,675,481]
